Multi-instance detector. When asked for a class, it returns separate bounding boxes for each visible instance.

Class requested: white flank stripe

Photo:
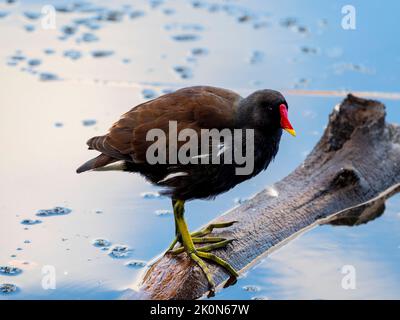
[158,172,188,183]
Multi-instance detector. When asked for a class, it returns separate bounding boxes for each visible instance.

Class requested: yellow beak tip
[285,129,297,137]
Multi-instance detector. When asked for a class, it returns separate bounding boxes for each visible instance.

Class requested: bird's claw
[168,238,234,255]
[167,220,238,251]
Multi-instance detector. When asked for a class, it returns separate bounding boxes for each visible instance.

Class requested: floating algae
[242,285,260,293]
[172,34,199,42]
[125,260,146,268]
[82,119,97,127]
[140,191,162,199]
[108,245,132,258]
[23,11,41,20]
[173,65,192,79]
[36,206,71,217]
[141,89,157,100]
[39,72,59,81]
[155,209,172,216]
[20,219,42,225]
[92,238,111,248]
[27,59,41,67]
[64,50,82,60]
[91,50,114,58]
[0,266,22,276]
[0,283,18,294]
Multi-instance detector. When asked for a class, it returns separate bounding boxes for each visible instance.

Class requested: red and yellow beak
[279,104,296,137]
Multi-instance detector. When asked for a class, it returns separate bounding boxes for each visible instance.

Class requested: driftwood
[124,94,400,300]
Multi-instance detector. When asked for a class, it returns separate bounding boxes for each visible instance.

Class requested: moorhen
[77,86,296,293]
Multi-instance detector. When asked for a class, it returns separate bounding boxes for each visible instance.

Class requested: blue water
[0,0,399,299]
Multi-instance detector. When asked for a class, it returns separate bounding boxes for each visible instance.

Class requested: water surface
[0,0,399,299]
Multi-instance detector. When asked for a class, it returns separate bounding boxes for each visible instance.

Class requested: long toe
[189,252,216,292]
[192,236,226,244]
[196,251,239,278]
[192,220,238,237]
[169,238,234,255]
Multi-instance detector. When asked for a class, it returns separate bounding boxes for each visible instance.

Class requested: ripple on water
[251,296,269,300]
[242,285,260,293]
[234,197,249,205]
[23,11,41,20]
[108,245,132,259]
[10,53,26,61]
[0,11,9,19]
[0,283,18,294]
[91,50,114,58]
[27,59,41,67]
[24,24,35,32]
[73,17,101,30]
[280,17,298,28]
[155,209,172,217]
[300,46,319,55]
[55,4,75,13]
[191,47,208,56]
[36,206,72,217]
[130,10,145,19]
[142,89,157,100]
[248,50,264,65]
[82,119,97,127]
[98,10,124,22]
[44,48,55,55]
[61,25,77,36]
[20,219,42,225]
[64,50,82,60]
[173,65,192,79]
[80,32,99,43]
[0,266,22,276]
[125,260,146,268]
[39,72,59,81]
[140,191,162,199]
[172,34,200,42]
[92,238,111,248]
[163,8,175,16]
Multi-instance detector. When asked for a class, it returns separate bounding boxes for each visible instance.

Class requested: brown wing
[86,86,242,165]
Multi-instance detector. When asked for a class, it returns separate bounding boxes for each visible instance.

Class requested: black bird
[77,86,296,292]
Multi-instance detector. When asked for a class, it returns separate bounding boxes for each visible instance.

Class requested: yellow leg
[167,214,237,251]
[170,199,238,292]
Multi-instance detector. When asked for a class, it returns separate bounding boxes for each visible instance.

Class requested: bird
[77,86,296,294]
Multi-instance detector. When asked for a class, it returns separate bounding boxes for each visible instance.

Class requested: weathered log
[124,94,400,300]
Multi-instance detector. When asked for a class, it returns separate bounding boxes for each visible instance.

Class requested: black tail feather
[76,154,117,173]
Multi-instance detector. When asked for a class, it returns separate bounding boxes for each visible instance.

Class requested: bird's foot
[187,248,239,296]
[167,223,239,294]
[169,238,234,255]
[167,220,238,251]
[167,199,238,295]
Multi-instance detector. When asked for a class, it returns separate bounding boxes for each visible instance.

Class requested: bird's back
[77,86,251,198]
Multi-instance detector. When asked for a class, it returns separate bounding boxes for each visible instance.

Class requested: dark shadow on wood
[122,94,400,300]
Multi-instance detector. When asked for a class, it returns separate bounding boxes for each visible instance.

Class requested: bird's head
[239,89,296,137]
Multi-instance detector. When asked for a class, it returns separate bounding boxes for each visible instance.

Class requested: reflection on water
[0,0,399,299]
[214,192,400,300]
